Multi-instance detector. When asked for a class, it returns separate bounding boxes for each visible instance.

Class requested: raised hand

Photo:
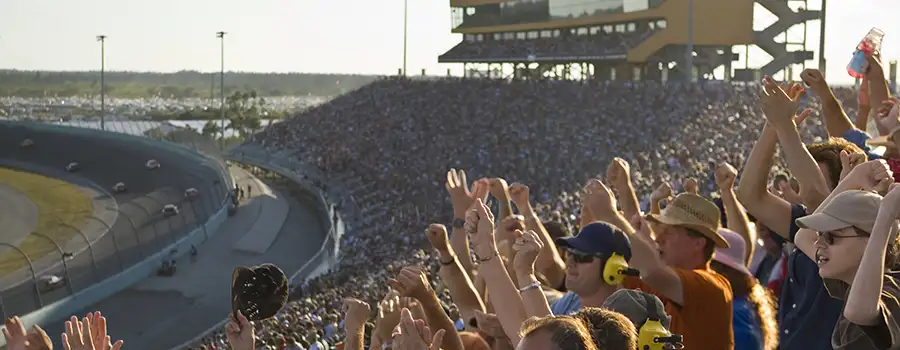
[466,198,497,259]
[512,229,544,273]
[388,266,433,301]
[650,182,673,204]
[876,98,900,134]
[375,292,403,341]
[800,68,828,93]
[62,316,102,350]
[425,224,451,254]
[843,159,894,193]
[761,77,803,127]
[446,169,489,218]
[222,310,253,350]
[393,308,445,350]
[606,157,631,188]
[839,150,868,182]
[508,182,531,209]
[342,298,372,333]
[714,162,738,190]
[629,214,657,246]
[778,181,804,205]
[488,178,510,199]
[583,179,617,218]
[859,76,871,108]
[879,183,900,224]
[496,215,525,242]
[683,178,699,195]
[473,310,507,339]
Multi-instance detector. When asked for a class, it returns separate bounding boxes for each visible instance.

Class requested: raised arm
[762,77,830,209]
[801,69,854,138]
[583,179,684,304]
[649,182,673,215]
[715,162,754,264]
[445,169,489,277]
[426,224,486,326]
[736,121,796,239]
[341,299,372,350]
[388,266,464,350]
[511,229,553,318]
[509,183,566,290]
[608,157,642,219]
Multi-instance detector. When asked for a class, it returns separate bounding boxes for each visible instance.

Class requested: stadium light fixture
[96,35,107,130]
[216,31,227,146]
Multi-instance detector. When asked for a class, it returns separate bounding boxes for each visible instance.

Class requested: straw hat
[646,193,728,248]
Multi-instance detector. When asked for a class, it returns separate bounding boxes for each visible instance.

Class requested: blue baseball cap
[555,221,632,261]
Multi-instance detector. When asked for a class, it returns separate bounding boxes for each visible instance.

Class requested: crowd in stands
[8,52,900,350]
[440,29,653,61]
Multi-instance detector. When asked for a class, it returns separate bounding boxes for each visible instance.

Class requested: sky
[0,0,895,84]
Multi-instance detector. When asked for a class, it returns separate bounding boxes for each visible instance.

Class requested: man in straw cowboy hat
[583,179,734,350]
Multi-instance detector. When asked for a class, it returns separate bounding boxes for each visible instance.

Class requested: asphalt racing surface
[0,183,39,248]
[0,122,229,317]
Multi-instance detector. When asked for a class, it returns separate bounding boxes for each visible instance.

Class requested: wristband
[439,255,457,266]
[475,250,498,262]
[518,280,542,293]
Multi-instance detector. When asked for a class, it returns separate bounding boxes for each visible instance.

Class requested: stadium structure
[439,0,822,81]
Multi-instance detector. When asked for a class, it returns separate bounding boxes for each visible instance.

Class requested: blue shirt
[778,204,843,350]
[843,128,882,160]
[733,296,763,350]
[550,291,581,315]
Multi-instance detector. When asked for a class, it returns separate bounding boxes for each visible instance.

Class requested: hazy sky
[0,0,895,84]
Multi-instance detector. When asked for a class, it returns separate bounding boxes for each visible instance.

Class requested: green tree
[225,90,264,138]
[202,120,223,138]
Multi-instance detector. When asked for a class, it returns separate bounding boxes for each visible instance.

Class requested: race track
[0,122,228,317]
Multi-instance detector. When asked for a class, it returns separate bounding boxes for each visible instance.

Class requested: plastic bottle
[847,27,885,78]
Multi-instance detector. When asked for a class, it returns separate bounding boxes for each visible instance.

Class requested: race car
[184,188,199,199]
[65,162,80,172]
[113,182,127,193]
[38,275,66,292]
[20,138,34,148]
[162,204,180,217]
[145,159,161,170]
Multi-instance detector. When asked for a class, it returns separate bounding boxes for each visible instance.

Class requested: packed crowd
[8,53,900,350]
[440,29,653,61]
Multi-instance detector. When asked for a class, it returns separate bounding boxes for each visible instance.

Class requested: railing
[0,120,234,324]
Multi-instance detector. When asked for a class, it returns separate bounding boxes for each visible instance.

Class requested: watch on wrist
[452,218,465,229]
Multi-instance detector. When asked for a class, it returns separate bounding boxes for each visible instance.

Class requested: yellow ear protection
[637,293,683,350]
[602,252,640,285]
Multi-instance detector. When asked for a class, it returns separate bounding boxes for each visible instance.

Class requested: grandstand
[0,121,231,325]
[440,0,821,81]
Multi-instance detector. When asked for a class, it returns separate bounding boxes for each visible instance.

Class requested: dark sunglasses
[817,230,867,245]
[567,248,600,264]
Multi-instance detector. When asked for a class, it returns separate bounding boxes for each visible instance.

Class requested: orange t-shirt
[623,267,734,350]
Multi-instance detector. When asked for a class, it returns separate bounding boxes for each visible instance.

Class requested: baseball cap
[556,221,632,260]
[602,289,671,329]
[712,228,751,276]
[795,190,898,240]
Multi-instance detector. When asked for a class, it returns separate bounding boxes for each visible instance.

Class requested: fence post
[60,220,106,278]
[29,232,75,296]
[124,200,161,247]
[114,208,145,259]
[0,242,42,308]
[144,193,177,246]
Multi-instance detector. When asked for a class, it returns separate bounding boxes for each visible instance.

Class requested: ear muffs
[602,253,640,285]
[637,293,683,350]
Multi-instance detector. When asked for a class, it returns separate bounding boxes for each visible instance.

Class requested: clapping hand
[606,157,631,188]
[425,223,451,254]
[392,308,445,350]
[650,182,673,204]
[224,310,253,350]
[62,314,123,350]
[512,229,544,273]
[842,159,894,193]
[466,198,497,260]
[583,179,617,219]
[446,169,489,218]
[3,316,51,350]
[839,150,868,182]
[761,77,806,128]
[387,266,433,301]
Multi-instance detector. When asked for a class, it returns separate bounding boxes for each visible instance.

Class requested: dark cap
[555,221,632,261]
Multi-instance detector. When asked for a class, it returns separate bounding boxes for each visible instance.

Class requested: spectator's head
[806,139,865,189]
[518,315,599,350]
[573,307,638,350]
[556,221,632,295]
[601,289,670,330]
[646,193,725,269]
[459,331,491,350]
[798,190,900,283]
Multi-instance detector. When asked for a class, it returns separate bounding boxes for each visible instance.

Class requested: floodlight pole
[403,0,408,76]
[216,31,227,146]
[97,35,107,130]
[685,0,694,83]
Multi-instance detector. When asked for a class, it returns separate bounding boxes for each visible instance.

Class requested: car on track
[145,159,161,170]
[65,162,80,172]
[113,182,127,193]
[184,188,199,199]
[162,204,179,217]
[20,138,34,148]
[38,275,66,292]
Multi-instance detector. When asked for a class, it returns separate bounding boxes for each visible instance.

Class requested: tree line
[0,70,382,98]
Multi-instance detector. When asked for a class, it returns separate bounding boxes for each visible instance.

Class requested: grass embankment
[0,168,92,276]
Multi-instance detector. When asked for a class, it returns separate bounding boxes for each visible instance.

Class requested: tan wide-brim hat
[646,193,728,248]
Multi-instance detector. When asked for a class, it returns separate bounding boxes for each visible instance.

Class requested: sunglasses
[817,230,867,245]
[567,248,600,264]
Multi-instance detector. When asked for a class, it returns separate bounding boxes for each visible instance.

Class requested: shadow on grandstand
[0,121,228,319]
